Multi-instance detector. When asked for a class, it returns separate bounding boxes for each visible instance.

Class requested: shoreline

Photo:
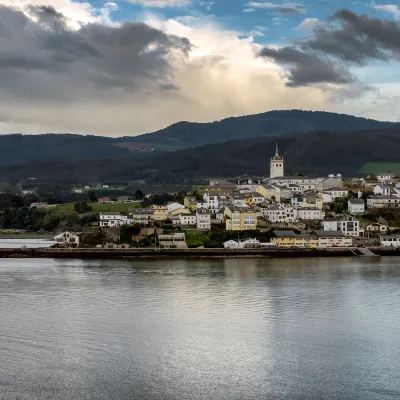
[1,247,400,260]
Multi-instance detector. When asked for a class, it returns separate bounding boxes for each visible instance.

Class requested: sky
[0,0,400,136]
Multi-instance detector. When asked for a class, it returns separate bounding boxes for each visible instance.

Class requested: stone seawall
[0,247,359,259]
[1,247,399,260]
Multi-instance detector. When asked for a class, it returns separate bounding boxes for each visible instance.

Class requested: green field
[51,202,141,215]
[359,163,400,175]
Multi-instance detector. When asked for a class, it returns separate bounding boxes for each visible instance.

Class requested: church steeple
[270,142,284,178]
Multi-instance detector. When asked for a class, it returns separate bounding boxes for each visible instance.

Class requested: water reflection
[0,257,399,400]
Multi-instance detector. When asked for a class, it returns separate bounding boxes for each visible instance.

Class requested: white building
[373,184,391,196]
[262,204,297,223]
[377,173,393,184]
[231,193,248,208]
[380,235,400,247]
[267,176,323,192]
[178,213,197,226]
[314,231,353,248]
[367,195,400,209]
[224,240,239,249]
[99,212,132,227]
[196,209,211,230]
[296,207,325,221]
[323,187,349,201]
[348,199,365,214]
[322,216,362,237]
[202,192,220,211]
[270,143,284,178]
[130,209,154,225]
[54,231,80,246]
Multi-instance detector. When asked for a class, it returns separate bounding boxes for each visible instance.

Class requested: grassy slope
[52,202,141,215]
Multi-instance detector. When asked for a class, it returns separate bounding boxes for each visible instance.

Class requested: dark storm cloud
[259,8,400,87]
[259,47,354,87]
[0,5,191,95]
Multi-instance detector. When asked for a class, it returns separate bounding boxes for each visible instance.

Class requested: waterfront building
[224,206,257,231]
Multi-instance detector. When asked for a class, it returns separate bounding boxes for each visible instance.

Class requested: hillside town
[48,144,400,250]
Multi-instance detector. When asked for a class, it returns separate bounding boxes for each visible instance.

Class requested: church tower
[270,143,284,178]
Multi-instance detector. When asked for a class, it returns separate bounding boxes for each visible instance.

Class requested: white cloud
[127,0,191,7]
[297,17,321,31]
[198,1,214,11]
[0,2,346,135]
[371,4,400,19]
[0,0,107,26]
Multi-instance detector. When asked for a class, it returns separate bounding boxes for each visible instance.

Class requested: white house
[380,235,400,247]
[348,199,365,214]
[54,231,80,246]
[130,209,154,225]
[322,216,362,237]
[223,238,261,249]
[102,185,109,189]
[224,240,239,249]
[323,187,348,201]
[73,189,83,194]
[377,173,393,184]
[178,213,197,226]
[296,207,325,221]
[322,218,338,231]
[246,192,265,205]
[367,195,400,209]
[373,184,391,196]
[262,204,297,223]
[99,212,132,227]
[196,209,211,230]
[202,192,220,211]
[231,193,248,208]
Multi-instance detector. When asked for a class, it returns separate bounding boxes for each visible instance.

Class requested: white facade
[262,204,297,223]
[323,217,362,237]
[270,144,284,178]
[202,192,220,211]
[130,209,154,225]
[348,199,365,214]
[224,240,239,249]
[323,188,348,201]
[367,195,400,209]
[54,231,80,246]
[296,207,325,221]
[380,235,400,247]
[377,173,393,184]
[196,209,211,230]
[322,220,338,231]
[99,212,132,227]
[178,214,197,226]
[373,184,390,196]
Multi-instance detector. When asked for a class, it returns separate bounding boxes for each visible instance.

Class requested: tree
[74,201,92,214]
[135,190,145,200]
[88,191,97,203]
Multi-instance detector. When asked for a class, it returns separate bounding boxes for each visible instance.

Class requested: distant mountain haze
[116,110,398,150]
[2,123,400,182]
[0,110,397,168]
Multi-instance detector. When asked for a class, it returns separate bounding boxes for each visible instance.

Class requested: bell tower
[270,143,284,178]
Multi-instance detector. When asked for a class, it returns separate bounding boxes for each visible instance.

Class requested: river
[0,257,399,400]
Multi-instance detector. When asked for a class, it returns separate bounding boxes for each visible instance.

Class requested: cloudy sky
[0,0,400,136]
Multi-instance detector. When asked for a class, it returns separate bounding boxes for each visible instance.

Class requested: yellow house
[300,195,323,210]
[169,207,190,216]
[224,206,257,231]
[184,196,198,211]
[153,205,169,221]
[256,185,276,201]
[366,223,388,233]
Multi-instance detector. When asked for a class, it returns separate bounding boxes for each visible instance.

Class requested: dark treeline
[2,127,400,182]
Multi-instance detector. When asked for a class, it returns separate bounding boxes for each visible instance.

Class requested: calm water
[1,258,400,400]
